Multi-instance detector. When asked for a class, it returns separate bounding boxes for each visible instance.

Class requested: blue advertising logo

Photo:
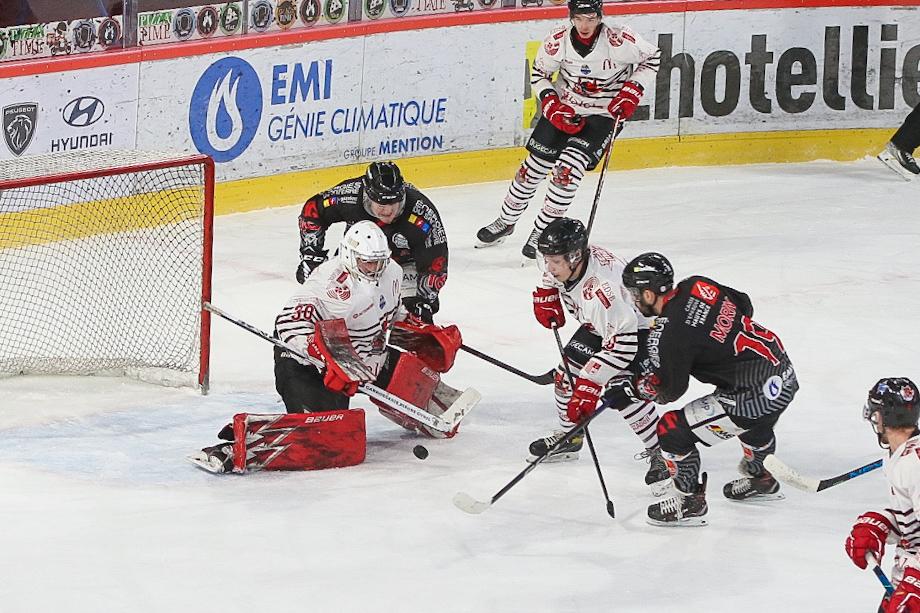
[189,57,262,162]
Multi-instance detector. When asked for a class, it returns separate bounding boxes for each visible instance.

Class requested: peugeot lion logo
[3,103,38,157]
[63,96,105,128]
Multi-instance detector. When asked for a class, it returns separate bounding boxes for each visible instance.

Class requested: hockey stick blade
[764,454,882,493]
[442,388,481,429]
[453,491,491,514]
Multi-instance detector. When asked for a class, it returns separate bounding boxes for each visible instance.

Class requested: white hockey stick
[764,454,882,493]
[204,302,478,433]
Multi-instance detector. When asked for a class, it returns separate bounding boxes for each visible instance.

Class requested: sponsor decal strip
[1,1,916,78]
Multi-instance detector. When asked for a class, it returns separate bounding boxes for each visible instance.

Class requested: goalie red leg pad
[374,351,457,438]
[231,410,366,473]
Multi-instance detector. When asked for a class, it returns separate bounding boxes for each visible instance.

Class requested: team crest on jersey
[327,285,351,301]
[582,277,595,300]
[544,40,560,56]
[691,280,720,305]
[392,233,409,249]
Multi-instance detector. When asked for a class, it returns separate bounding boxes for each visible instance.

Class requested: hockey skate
[636,447,673,497]
[528,430,583,463]
[877,141,919,181]
[723,461,784,502]
[475,218,514,248]
[521,227,541,262]
[647,473,708,527]
[187,443,234,474]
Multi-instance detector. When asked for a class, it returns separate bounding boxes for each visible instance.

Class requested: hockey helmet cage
[340,221,391,283]
[568,0,602,17]
[864,377,920,429]
[622,252,674,296]
[537,218,588,263]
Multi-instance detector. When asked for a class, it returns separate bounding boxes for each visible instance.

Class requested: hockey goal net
[0,151,213,392]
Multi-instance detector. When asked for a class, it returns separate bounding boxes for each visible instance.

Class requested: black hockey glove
[603,377,641,411]
[296,251,328,284]
[404,297,435,324]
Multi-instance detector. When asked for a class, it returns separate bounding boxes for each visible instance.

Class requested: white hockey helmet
[340,220,391,283]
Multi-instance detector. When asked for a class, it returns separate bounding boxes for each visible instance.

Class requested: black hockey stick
[460,343,554,385]
[551,325,615,518]
[763,454,883,493]
[868,553,895,596]
[585,115,621,238]
[452,397,613,515]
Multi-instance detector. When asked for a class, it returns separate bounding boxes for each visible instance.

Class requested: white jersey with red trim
[880,433,920,582]
[274,257,404,376]
[541,245,646,385]
[531,22,660,117]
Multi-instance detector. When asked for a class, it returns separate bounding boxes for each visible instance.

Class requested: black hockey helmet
[622,252,674,295]
[864,377,920,429]
[363,161,406,206]
[568,0,602,17]
[537,218,588,260]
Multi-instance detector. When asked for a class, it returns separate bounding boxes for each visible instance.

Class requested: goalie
[192,222,465,473]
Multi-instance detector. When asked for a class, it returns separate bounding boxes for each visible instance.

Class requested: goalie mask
[341,221,391,283]
[864,377,920,448]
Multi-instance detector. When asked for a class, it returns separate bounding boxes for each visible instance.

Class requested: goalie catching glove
[388,319,462,373]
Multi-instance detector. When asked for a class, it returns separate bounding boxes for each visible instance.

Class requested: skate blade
[726,491,786,503]
[186,452,226,474]
[877,153,916,182]
[526,451,579,464]
[474,237,507,249]
[646,516,708,527]
[648,478,673,497]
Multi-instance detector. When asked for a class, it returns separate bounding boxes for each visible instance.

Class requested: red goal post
[0,151,214,393]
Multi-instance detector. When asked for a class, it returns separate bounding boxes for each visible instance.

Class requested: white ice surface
[1,159,917,612]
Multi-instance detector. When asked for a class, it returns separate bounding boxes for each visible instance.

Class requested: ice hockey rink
[1,158,917,612]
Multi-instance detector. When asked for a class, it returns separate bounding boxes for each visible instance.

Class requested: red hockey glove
[886,567,920,613]
[533,287,565,329]
[607,81,643,121]
[541,92,584,135]
[307,335,360,397]
[566,378,603,423]
[846,512,894,569]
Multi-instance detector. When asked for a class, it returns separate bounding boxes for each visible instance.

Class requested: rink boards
[0,1,917,212]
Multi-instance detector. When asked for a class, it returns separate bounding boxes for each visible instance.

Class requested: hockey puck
[413,445,429,460]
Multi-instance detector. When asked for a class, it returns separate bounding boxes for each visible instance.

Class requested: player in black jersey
[617,252,799,526]
[296,161,448,323]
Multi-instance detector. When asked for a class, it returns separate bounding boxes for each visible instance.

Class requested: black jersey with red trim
[638,275,796,416]
[298,177,448,310]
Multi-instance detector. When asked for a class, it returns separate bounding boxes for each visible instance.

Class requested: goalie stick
[453,396,614,516]
[460,343,554,385]
[204,302,479,433]
[763,454,882,493]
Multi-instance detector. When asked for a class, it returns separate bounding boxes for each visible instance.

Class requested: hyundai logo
[63,96,105,128]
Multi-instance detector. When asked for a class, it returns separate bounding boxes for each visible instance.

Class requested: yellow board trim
[215,128,894,215]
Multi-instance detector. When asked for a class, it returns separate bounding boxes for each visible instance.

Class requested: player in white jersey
[476,0,660,260]
[528,218,669,494]
[193,223,463,472]
[846,377,920,613]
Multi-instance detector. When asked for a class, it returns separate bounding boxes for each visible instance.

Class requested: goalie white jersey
[880,433,920,582]
[274,258,404,376]
[532,22,660,117]
[541,245,645,384]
